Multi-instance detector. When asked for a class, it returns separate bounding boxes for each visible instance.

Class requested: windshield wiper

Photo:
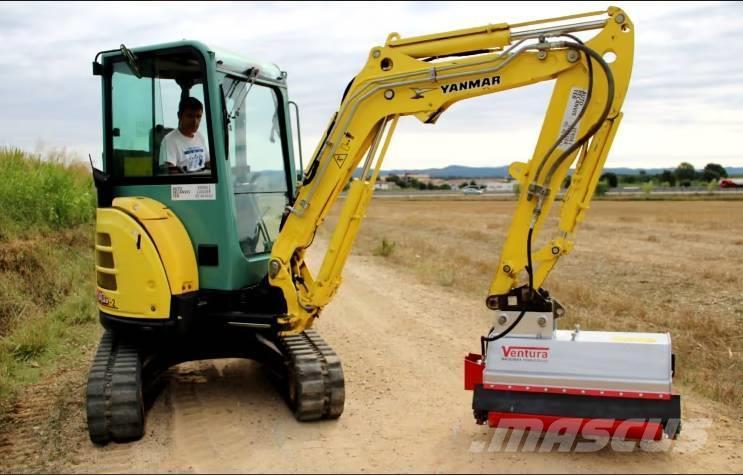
[119,44,142,78]
[226,67,260,119]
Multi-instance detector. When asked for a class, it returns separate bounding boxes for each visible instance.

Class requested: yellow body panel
[95,197,199,319]
[95,208,172,318]
[112,197,199,295]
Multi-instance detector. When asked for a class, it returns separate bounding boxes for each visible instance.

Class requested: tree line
[566,162,729,188]
[384,174,452,190]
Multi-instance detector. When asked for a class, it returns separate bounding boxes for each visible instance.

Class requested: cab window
[222,75,289,257]
[109,50,213,179]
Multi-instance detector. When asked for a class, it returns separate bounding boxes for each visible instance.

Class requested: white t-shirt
[159,129,210,172]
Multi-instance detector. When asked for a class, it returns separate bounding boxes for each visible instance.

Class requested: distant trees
[594,182,608,196]
[674,162,696,183]
[384,174,451,190]
[459,180,479,188]
[703,163,727,182]
[659,170,676,186]
[610,162,729,188]
[384,161,729,193]
[600,172,618,188]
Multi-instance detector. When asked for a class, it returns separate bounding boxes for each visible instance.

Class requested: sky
[0,1,741,171]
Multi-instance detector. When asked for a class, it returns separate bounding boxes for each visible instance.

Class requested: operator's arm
[269,7,634,334]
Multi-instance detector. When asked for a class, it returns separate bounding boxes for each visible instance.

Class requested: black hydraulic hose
[479,38,613,358]
[480,228,535,355]
[544,41,615,182]
[527,226,535,297]
[534,37,594,183]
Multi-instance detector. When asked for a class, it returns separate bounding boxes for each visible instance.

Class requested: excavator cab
[95,42,296,294]
[87,42,341,445]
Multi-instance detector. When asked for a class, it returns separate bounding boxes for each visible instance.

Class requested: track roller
[85,331,145,445]
[279,329,345,421]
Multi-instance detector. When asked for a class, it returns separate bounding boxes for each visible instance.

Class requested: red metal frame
[486,411,664,441]
[464,353,484,390]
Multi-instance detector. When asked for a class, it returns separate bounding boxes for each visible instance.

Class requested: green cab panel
[99,40,298,291]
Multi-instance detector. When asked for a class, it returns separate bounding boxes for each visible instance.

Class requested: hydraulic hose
[534,36,594,183]
[481,36,614,357]
[544,41,615,183]
[479,228,534,355]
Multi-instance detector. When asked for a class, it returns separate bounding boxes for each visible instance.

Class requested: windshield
[221,74,289,257]
[109,49,213,179]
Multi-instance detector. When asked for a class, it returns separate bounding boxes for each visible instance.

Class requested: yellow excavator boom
[269,7,634,334]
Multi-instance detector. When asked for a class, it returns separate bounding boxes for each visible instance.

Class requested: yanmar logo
[96,289,118,310]
[441,75,500,94]
[501,346,549,361]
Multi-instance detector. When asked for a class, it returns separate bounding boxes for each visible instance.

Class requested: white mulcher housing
[466,289,681,441]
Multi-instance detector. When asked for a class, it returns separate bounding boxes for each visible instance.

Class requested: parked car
[462,186,484,195]
[720,178,743,188]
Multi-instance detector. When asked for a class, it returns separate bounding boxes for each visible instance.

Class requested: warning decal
[333,154,348,168]
[557,87,588,151]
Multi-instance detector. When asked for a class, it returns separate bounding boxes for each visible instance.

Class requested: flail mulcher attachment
[86,331,145,444]
[278,329,345,421]
[466,287,682,441]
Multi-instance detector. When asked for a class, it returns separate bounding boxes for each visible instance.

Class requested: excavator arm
[269,7,634,334]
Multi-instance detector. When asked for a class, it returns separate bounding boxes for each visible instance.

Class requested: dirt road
[2,246,741,473]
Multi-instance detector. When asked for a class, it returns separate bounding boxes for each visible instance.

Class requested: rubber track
[280,329,345,421]
[85,331,145,445]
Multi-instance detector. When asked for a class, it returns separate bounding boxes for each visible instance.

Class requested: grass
[321,198,743,412]
[0,227,99,406]
[373,238,396,257]
[0,147,95,240]
[0,148,99,409]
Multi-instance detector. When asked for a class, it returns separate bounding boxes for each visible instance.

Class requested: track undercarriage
[85,326,345,445]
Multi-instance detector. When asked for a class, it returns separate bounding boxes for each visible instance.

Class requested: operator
[159,97,211,174]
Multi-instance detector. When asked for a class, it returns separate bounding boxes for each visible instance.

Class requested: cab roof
[99,40,286,84]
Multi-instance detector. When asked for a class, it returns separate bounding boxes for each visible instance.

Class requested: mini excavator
[88,6,680,444]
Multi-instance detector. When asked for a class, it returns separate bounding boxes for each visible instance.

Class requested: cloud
[0,1,740,170]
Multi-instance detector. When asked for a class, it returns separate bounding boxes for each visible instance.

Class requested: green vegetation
[373,238,396,257]
[0,147,95,239]
[616,162,731,188]
[599,172,618,188]
[0,148,98,407]
[594,182,608,196]
[384,174,452,190]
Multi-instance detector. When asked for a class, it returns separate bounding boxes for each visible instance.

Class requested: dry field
[1,197,742,473]
[324,198,743,410]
